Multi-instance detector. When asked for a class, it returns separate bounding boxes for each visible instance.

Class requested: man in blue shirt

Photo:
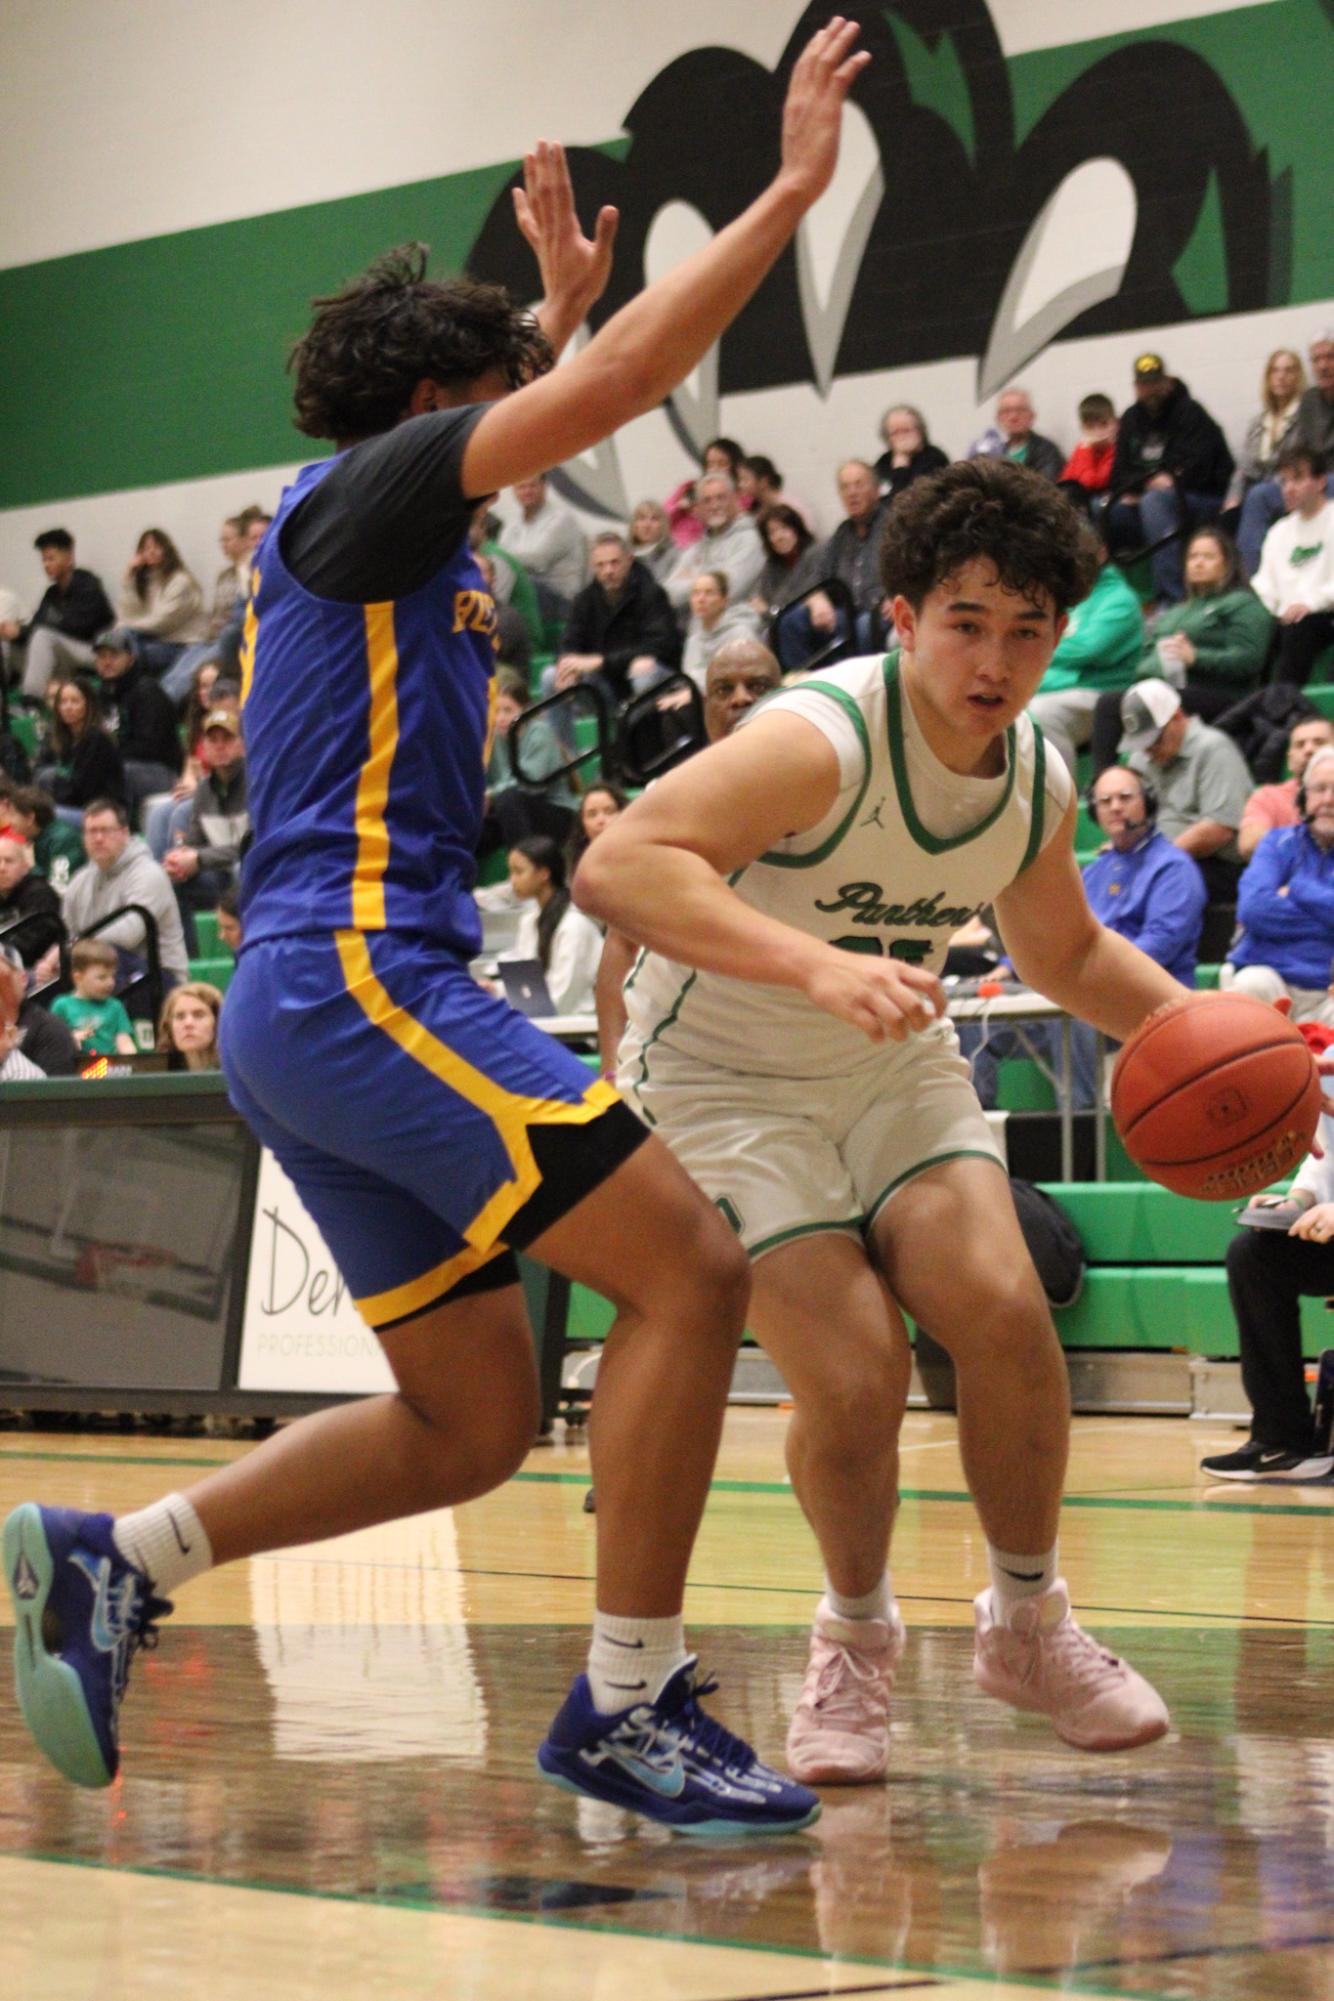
[1225,744,1334,1026]
[968,765,1205,1106]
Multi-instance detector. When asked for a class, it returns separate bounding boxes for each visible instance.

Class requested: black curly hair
[289,243,554,442]
[881,458,1100,618]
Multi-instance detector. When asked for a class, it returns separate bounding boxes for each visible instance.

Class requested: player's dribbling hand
[777,18,872,208]
[514,140,618,337]
[803,948,945,1043]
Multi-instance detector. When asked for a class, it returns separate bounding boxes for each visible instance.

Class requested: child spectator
[499,835,603,1015]
[157,981,223,1072]
[566,781,627,877]
[51,938,137,1054]
[1,782,84,892]
[1061,394,1118,492]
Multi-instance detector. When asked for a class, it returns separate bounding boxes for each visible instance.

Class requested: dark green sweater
[1134,587,1273,688]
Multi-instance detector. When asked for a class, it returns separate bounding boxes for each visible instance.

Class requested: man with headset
[1223,744,1334,1028]
[967,764,1206,1106]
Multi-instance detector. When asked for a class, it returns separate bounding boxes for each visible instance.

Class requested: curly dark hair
[881,458,1100,617]
[289,243,555,442]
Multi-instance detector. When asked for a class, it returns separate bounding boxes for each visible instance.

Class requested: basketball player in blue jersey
[3,21,871,1837]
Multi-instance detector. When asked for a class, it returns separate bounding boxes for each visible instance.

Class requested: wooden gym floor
[2,1407,1333,2000]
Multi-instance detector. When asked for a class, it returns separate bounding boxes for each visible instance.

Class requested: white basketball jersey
[622,651,1071,1084]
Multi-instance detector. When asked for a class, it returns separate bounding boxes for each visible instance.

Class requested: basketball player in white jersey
[577,460,1181,1780]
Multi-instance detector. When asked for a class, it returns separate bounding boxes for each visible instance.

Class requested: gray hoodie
[62,836,190,980]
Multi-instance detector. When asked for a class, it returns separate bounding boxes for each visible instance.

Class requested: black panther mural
[465,1,1276,430]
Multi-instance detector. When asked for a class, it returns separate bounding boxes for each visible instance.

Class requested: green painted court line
[0,1449,230,1470]
[3,1452,1331,1518]
[513,1471,1334,1519]
[2,1850,1180,2001]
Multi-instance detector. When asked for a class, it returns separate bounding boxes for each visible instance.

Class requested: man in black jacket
[1105,352,1234,605]
[0,530,114,702]
[550,533,680,703]
[91,629,182,814]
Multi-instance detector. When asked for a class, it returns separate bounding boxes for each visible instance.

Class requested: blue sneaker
[537,1658,820,1836]
[3,1503,172,1789]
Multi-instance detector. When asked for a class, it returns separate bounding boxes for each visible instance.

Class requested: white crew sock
[587,1611,688,1714]
[821,1572,894,1625]
[113,1494,213,1596]
[987,1542,1058,1616]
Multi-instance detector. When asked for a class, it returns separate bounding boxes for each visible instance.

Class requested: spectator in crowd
[664,472,765,616]
[498,834,603,1015]
[1028,535,1144,779]
[35,675,126,814]
[207,516,251,638]
[483,667,578,853]
[0,943,77,1077]
[115,529,209,674]
[1060,393,1118,493]
[681,571,760,688]
[1089,527,1274,773]
[1239,713,1334,860]
[499,473,587,610]
[0,957,44,1084]
[158,981,224,1072]
[779,458,891,666]
[626,499,677,584]
[1203,1079,1334,1483]
[700,437,747,486]
[552,531,680,702]
[1223,744,1334,1025]
[1105,353,1234,605]
[1236,332,1334,572]
[50,937,138,1055]
[0,829,63,967]
[566,782,627,877]
[594,635,782,1076]
[968,386,1064,481]
[1253,446,1334,685]
[216,884,243,957]
[62,797,190,985]
[966,765,1206,1107]
[1226,348,1306,535]
[738,454,814,529]
[469,503,545,650]
[473,552,531,673]
[1,530,114,703]
[90,627,182,813]
[750,505,825,622]
[162,705,250,951]
[1120,676,1252,901]
[143,658,225,859]
[872,404,949,500]
[160,511,267,703]
[0,782,84,893]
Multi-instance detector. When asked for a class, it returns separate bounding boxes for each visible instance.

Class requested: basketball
[1110,993,1322,1201]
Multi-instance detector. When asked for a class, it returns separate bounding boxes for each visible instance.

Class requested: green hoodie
[1133,585,1273,688]
[1036,561,1143,695]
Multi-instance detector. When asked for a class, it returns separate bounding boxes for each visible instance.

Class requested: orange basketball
[1110,993,1322,1200]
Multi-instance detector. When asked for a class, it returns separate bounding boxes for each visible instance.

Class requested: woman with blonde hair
[1230,349,1306,548]
[157,981,223,1071]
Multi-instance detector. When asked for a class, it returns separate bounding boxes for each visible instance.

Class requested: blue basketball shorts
[220,930,645,1329]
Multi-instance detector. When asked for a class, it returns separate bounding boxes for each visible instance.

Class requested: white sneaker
[974,1579,1169,1752]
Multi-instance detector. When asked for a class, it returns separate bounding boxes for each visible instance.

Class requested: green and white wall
[2,0,1331,609]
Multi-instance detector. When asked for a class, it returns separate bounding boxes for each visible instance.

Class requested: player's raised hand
[777,18,871,208]
[802,946,945,1044]
[514,140,618,351]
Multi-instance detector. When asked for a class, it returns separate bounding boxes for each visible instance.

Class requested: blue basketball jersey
[238,454,498,957]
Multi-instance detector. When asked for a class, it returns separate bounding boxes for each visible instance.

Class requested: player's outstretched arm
[995,797,1186,1038]
[462,17,870,498]
[514,141,618,357]
[576,710,944,1045]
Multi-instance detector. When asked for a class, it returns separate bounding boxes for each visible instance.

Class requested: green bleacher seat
[7,711,38,757]
[188,954,234,993]
[194,910,220,957]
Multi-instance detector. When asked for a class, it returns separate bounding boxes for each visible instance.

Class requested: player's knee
[812,1349,908,1448]
[451,1383,541,1492]
[683,1208,751,1339]
[937,1266,1053,1361]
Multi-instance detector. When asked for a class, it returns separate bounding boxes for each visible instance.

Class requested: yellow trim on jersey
[350,603,401,929]
[333,929,619,1251]
[238,569,260,708]
[355,1240,509,1328]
